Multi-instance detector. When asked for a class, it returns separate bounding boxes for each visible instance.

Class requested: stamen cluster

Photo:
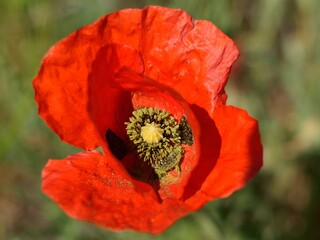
[125,108,183,176]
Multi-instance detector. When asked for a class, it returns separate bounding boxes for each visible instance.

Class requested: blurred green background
[1,0,319,239]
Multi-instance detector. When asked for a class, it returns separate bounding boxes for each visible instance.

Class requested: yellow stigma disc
[140,122,164,144]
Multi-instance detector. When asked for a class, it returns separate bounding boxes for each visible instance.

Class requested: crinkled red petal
[184,105,263,207]
[33,6,238,149]
[105,7,239,113]
[42,151,194,233]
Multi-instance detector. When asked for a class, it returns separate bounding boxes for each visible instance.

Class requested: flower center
[104,107,194,181]
[125,107,189,178]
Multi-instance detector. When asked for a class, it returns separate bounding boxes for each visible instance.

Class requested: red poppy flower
[33,6,262,233]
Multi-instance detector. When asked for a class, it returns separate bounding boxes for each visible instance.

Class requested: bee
[179,116,194,145]
[153,146,183,177]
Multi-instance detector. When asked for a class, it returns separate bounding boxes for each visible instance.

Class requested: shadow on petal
[184,105,263,208]
[88,44,144,140]
[181,105,221,201]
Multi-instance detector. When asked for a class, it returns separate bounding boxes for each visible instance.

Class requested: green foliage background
[1,0,319,239]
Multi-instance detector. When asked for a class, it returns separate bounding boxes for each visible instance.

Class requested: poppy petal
[32,29,104,150]
[42,150,196,233]
[143,16,240,113]
[184,105,263,207]
[105,6,239,113]
[88,44,144,140]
